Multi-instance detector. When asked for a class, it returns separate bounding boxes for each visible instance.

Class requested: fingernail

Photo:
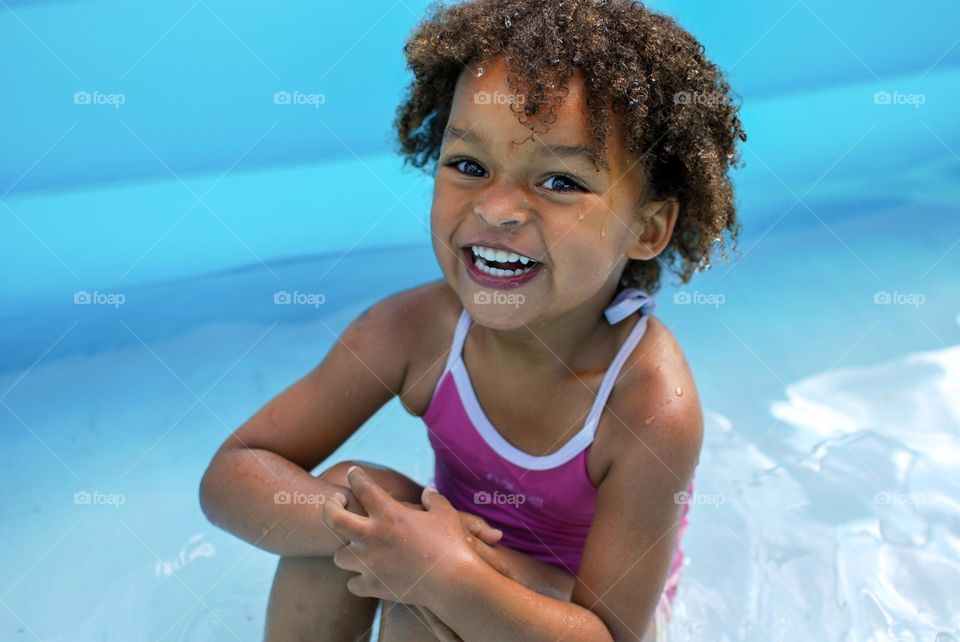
[492,528,503,537]
[424,486,438,494]
[332,492,348,506]
[347,465,361,476]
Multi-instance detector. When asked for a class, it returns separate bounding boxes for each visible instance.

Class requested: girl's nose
[473,187,530,228]
[475,207,522,228]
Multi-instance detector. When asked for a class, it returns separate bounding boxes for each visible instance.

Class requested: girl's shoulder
[360,279,460,340]
[377,279,463,415]
[593,314,704,483]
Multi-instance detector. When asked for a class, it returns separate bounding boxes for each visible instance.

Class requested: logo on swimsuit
[474,490,526,507]
[484,473,544,507]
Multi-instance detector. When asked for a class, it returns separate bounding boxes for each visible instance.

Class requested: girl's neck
[475,282,621,375]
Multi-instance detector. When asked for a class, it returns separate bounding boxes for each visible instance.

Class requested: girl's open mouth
[462,245,544,289]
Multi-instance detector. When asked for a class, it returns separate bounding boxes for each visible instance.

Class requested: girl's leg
[378,600,657,642]
[264,460,427,642]
[378,601,444,641]
[265,554,379,642]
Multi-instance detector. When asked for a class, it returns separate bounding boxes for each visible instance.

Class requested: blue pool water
[2,1,960,640]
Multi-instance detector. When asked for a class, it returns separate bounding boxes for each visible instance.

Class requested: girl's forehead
[449,61,636,175]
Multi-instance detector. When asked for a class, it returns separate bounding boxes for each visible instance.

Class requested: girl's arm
[199,291,418,556]
[466,537,576,601]
[392,497,577,600]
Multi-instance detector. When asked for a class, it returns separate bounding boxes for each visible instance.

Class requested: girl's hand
[322,466,481,606]
[336,485,504,547]
[397,500,504,547]
[462,534,576,601]
[455,508,504,547]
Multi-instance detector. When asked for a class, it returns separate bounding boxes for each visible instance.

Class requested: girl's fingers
[346,466,397,516]
[332,542,364,574]
[322,490,369,541]
[480,522,504,545]
[458,511,503,545]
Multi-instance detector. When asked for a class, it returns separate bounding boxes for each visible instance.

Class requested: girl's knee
[317,459,385,486]
[318,460,354,486]
[275,553,341,580]
[317,460,425,504]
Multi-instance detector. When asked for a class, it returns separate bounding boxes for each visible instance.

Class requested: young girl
[200,1,745,640]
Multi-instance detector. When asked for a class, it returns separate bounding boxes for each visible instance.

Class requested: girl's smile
[462,243,545,288]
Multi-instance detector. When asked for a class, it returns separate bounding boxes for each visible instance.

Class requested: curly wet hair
[394,0,747,294]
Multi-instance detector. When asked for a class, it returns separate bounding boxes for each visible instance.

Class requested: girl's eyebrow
[444,124,598,166]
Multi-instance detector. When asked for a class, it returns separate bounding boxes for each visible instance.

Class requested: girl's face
[431,56,671,329]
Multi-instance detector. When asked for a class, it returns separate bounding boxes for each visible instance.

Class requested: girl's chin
[461,289,539,329]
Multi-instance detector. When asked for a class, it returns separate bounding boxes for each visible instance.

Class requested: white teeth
[468,245,536,264]
[474,258,532,278]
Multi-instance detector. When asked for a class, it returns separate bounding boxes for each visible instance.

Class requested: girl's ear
[625,196,679,260]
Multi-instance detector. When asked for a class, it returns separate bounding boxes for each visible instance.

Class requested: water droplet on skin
[578,211,586,221]
[666,398,673,404]
[600,223,606,238]
[656,364,663,371]
[675,386,683,396]
[644,415,655,426]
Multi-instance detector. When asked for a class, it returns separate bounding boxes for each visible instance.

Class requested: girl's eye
[541,174,587,193]
[448,158,486,177]
[444,158,587,193]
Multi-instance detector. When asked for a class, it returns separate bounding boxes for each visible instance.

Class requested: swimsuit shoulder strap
[426,308,472,409]
[440,308,472,377]
[582,312,653,435]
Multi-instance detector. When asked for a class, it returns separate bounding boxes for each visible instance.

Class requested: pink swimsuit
[423,289,693,623]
